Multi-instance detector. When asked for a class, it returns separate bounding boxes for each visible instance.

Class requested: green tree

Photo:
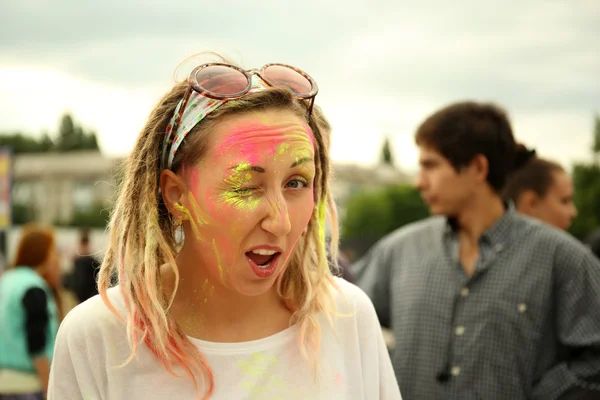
[380,136,395,167]
[342,184,429,245]
[55,113,100,152]
[0,112,100,154]
[569,164,600,239]
[568,114,600,239]
[12,202,35,225]
[592,115,600,161]
[56,114,78,152]
[58,202,111,228]
[0,133,48,153]
[82,130,99,150]
[39,132,54,151]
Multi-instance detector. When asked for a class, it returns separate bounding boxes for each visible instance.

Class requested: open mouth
[245,251,281,268]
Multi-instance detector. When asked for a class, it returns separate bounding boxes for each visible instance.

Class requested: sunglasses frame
[171,63,318,143]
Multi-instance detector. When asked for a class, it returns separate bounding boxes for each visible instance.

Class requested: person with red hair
[0,224,62,399]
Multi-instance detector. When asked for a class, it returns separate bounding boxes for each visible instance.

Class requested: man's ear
[467,154,489,183]
[160,169,186,217]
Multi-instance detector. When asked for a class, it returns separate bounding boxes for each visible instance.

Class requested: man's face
[415,146,475,216]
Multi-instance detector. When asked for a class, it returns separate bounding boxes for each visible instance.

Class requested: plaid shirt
[352,208,600,400]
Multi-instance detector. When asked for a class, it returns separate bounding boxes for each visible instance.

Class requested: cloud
[0,0,598,171]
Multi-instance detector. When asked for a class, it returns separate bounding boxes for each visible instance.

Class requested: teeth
[252,249,276,256]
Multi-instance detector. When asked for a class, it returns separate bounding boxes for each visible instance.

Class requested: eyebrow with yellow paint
[228,157,314,173]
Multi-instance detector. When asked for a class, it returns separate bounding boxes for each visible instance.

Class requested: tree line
[0,113,99,154]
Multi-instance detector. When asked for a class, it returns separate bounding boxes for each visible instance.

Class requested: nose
[414,172,426,191]
[571,203,578,219]
[261,192,291,237]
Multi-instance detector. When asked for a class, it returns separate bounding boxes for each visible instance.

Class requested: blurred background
[0,0,598,310]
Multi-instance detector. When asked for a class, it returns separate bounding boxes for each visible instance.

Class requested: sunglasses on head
[170,63,319,136]
[161,63,319,171]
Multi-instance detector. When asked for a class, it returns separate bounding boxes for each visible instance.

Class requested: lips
[245,245,283,278]
[246,253,281,278]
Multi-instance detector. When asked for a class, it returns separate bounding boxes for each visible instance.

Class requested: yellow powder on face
[220,162,262,211]
[275,142,313,167]
[174,192,212,242]
[173,201,203,241]
[212,238,225,282]
[276,142,290,158]
[187,192,208,225]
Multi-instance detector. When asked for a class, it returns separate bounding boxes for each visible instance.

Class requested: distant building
[12,151,121,225]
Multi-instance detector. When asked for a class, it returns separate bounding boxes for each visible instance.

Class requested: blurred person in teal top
[0,225,61,400]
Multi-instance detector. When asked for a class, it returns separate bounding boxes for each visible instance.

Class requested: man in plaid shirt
[352,102,600,400]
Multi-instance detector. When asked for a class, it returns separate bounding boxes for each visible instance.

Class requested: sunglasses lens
[263,65,313,96]
[194,65,249,96]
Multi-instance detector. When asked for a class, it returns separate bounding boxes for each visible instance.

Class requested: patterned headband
[160,75,269,170]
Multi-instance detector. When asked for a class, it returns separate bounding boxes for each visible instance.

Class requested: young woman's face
[527,170,577,231]
[179,108,316,297]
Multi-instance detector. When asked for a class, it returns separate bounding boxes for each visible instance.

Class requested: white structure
[12,151,121,225]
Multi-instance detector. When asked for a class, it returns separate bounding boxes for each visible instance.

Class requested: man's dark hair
[415,101,517,192]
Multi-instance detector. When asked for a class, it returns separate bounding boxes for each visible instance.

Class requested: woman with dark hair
[503,146,577,231]
[0,225,61,399]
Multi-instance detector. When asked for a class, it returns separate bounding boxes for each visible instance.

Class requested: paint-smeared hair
[97,56,339,399]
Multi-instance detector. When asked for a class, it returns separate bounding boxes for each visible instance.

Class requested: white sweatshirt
[48,277,402,399]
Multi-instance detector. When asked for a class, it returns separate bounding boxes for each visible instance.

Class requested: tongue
[246,253,275,265]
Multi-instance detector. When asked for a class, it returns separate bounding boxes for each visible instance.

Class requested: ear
[468,154,489,183]
[517,190,540,213]
[160,169,187,217]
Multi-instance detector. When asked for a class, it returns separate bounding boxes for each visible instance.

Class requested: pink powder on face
[185,166,201,194]
[214,121,312,164]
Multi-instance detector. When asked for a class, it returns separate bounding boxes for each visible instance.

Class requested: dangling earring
[172,216,182,227]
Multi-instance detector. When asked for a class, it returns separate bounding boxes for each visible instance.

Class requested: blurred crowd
[0,227,100,399]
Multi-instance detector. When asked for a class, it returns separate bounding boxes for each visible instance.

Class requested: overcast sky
[1,0,598,172]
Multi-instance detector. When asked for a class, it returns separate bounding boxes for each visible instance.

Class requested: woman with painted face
[502,145,577,231]
[47,55,401,400]
[0,225,61,400]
